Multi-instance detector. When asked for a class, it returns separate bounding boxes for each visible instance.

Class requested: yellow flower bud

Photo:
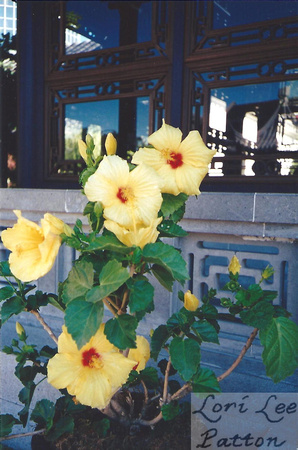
[149,329,154,338]
[105,133,117,156]
[228,255,241,275]
[78,140,88,162]
[261,265,274,280]
[16,322,25,336]
[184,290,199,311]
[86,134,94,149]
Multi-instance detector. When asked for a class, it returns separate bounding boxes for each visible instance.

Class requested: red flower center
[117,187,129,203]
[82,347,100,367]
[132,362,139,371]
[167,152,183,169]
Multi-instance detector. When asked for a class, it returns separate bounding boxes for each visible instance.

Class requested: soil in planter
[31,408,191,450]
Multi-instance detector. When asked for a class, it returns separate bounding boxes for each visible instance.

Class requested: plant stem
[171,383,192,401]
[162,358,172,403]
[106,296,119,312]
[140,379,149,404]
[135,411,163,427]
[102,298,117,316]
[0,428,46,442]
[217,327,259,382]
[30,310,58,345]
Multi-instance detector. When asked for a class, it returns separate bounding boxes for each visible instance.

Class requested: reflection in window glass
[136,97,150,147]
[64,100,119,160]
[208,80,298,177]
[213,1,297,29]
[65,1,151,55]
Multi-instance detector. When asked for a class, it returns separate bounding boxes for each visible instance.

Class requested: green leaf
[169,337,200,381]
[0,286,15,301]
[262,290,278,302]
[161,402,180,421]
[65,299,104,349]
[26,291,49,310]
[150,324,170,360]
[158,358,177,376]
[18,382,36,426]
[79,166,97,187]
[143,242,189,285]
[45,416,74,441]
[91,418,110,438]
[192,320,219,344]
[273,305,291,318]
[199,304,218,319]
[167,309,194,333]
[0,414,21,437]
[139,367,159,389]
[240,300,274,329]
[104,314,137,350]
[31,399,55,432]
[86,260,130,303]
[158,220,187,238]
[55,395,86,416]
[192,368,221,393]
[62,260,94,305]
[161,193,188,218]
[0,261,12,277]
[151,264,175,292]
[85,234,133,254]
[48,295,65,312]
[170,203,186,223]
[127,277,154,313]
[259,317,298,383]
[1,296,24,324]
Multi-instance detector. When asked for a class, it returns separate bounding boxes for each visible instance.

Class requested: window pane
[208,80,298,177]
[213,1,297,29]
[64,100,119,160]
[6,6,13,18]
[65,1,151,55]
[136,97,150,146]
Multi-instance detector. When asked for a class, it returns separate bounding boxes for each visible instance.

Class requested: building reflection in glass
[207,81,298,177]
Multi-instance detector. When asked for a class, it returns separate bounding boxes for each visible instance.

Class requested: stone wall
[1,189,297,354]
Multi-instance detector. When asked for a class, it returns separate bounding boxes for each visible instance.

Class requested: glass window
[207,80,298,177]
[65,1,151,55]
[64,100,119,160]
[6,6,13,18]
[213,1,298,29]
[0,7,4,17]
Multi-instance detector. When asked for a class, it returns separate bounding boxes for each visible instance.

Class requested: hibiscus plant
[0,122,297,444]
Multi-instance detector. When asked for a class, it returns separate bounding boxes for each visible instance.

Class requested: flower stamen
[82,347,102,368]
[117,186,134,204]
[167,152,183,169]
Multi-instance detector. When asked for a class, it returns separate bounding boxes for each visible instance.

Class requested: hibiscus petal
[175,165,208,196]
[179,131,216,167]
[148,120,182,152]
[74,369,112,409]
[47,353,81,390]
[132,147,164,171]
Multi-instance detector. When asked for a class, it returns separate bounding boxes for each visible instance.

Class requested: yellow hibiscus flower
[1,210,65,282]
[47,325,137,409]
[132,120,216,196]
[128,335,150,372]
[84,155,163,229]
[184,290,199,311]
[104,217,162,249]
